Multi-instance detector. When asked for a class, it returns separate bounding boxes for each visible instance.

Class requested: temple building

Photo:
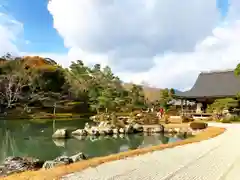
[175,70,240,115]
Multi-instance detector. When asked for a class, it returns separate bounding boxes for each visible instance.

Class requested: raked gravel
[62,123,240,180]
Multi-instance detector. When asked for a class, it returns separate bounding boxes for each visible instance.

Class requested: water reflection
[0,120,186,163]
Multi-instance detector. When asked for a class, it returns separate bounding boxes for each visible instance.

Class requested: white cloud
[118,21,240,90]
[46,0,240,90]
[47,0,219,72]
[0,12,23,55]
[2,0,240,91]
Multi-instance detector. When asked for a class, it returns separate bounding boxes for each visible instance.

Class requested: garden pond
[0,119,188,163]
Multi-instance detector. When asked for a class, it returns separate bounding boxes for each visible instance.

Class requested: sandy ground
[62,123,240,180]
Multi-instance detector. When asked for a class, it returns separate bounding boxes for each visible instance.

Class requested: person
[159,107,164,118]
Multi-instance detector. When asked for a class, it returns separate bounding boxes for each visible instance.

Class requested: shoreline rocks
[0,152,87,177]
[42,152,87,169]
[0,157,44,177]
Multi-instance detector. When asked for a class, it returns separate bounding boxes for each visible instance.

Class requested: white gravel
[61,123,240,180]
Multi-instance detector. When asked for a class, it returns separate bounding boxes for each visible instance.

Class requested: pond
[0,119,187,163]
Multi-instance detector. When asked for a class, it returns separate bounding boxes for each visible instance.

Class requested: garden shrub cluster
[190,122,208,130]
[181,115,194,123]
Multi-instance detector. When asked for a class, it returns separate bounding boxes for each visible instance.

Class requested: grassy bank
[0,112,135,120]
[2,125,225,180]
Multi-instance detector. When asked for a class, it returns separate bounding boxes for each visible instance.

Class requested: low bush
[227,116,240,122]
[190,122,208,130]
[181,115,194,123]
[220,118,231,123]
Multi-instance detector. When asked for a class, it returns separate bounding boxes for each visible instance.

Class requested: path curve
[62,123,240,180]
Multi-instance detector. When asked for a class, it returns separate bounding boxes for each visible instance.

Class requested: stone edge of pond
[1,126,226,180]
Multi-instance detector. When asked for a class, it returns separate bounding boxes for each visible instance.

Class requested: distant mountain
[123,83,161,102]
[174,89,182,94]
[123,84,184,101]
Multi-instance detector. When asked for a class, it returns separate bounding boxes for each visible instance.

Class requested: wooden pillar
[181,99,183,116]
[185,100,187,112]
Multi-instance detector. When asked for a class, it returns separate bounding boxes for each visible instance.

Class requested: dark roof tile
[176,70,240,98]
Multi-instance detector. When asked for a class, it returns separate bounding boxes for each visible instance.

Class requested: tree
[159,88,175,111]
[129,84,146,110]
[207,98,238,113]
[234,63,240,76]
[0,60,30,108]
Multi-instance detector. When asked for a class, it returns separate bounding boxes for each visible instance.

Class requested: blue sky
[4,0,66,53]
[217,0,229,20]
[0,0,239,90]
[2,0,229,54]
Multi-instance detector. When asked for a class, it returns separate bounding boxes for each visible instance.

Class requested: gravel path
[62,123,240,180]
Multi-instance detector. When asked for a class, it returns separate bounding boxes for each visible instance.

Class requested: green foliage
[159,88,175,111]
[0,54,151,115]
[234,63,240,76]
[207,98,238,113]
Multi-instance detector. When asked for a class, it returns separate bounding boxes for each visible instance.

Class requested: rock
[136,113,143,117]
[54,156,73,164]
[1,156,44,176]
[98,128,106,135]
[98,121,105,128]
[42,160,64,169]
[52,129,69,139]
[125,124,134,134]
[152,125,164,133]
[104,127,113,135]
[174,128,180,133]
[89,116,96,121]
[132,123,143,132]
[84,122,91,129]
[72,129,87,136]
[86,127,100,136]
[91,127,100,136]
[113,128,119,134]
[70,152,87,162]
[119,128,125,134]
[168,128,173,133]
[43,154,80,169]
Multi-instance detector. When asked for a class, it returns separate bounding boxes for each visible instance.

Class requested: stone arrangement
[0,152,87,177]
[52,121,167,139]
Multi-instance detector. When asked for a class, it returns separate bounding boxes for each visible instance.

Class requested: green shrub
[181,115,194,123]
[220,118,231,123]
[228,116,240,122]
[190,122,208,130]
[220,116,240,123]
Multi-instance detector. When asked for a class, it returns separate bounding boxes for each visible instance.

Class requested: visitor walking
[159,107,164,119]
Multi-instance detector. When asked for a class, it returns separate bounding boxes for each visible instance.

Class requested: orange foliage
[22,56,50,67]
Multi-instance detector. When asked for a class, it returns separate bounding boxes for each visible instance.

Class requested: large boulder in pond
[52,129,70,139]
[132,123,143,133]
[119,128,125,134]
[86,127,100,136]
[124,124,134,134]
[104,127,113,135]
[0,156,44,176]
[113,128,119,134]
[72,129,87,136]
